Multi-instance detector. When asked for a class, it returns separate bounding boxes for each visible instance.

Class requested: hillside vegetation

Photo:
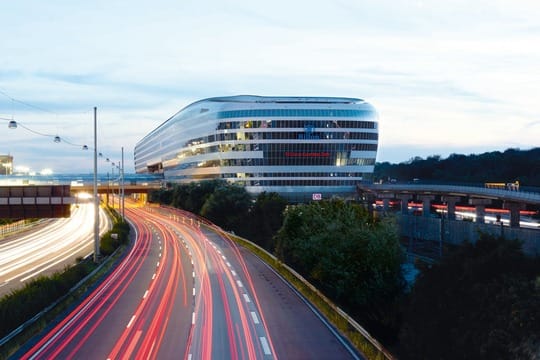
[374,147,540,186]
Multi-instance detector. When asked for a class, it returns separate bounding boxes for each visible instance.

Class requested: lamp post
[6,112,102,262]
[93,107,100,263]
[121,146,125,221]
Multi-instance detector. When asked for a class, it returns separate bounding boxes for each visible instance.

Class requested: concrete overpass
[0,183,161,219]
[71,183,162,196]
[357,183,540,228]
[357,182,540,257]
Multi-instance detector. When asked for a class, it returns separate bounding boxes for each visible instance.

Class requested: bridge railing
[363,183,540,205]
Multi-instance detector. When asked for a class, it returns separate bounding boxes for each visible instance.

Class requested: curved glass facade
[134,95,379,202]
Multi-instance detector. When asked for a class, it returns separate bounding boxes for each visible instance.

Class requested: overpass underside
[0,185,73,218]
[397,213,540,257]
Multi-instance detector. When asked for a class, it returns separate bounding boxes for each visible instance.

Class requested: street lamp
[93,107,100,263]
[6,113,101,262]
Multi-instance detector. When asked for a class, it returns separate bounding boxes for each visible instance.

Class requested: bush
[0,261,95,339]
[399,234,540,359]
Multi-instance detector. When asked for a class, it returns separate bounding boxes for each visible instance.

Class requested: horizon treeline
[375,147,540,187]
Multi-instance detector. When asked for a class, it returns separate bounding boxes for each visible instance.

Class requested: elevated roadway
[358,183,540,205]
[72,183,161,196]
[357,183,540,228]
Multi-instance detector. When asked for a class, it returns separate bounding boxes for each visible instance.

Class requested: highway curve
[16,202,361,359]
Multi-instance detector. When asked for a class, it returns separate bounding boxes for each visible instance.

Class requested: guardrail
[213,226,394,359]
[361,183,540,205]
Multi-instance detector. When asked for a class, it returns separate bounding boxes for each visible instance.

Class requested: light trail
[18,202,357,359]
[0,203,110,294]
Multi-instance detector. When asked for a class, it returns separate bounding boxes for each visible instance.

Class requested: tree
[240,192,287,251]
[274,199,405,342]
[374,147,540,185]
[172,179,224,214]
[200,182,252,232]
[399,234,540,359]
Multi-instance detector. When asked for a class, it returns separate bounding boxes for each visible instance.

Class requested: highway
[16,202,361,359]
[0,203,110,297]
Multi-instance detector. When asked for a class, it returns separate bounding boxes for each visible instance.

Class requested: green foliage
[167,179,224,214]
[100,220,130,256]
[0,260,95,338]
[375,147,540,186]
[274,199,405,342]
[200,182,252,233]
[399,233,540,359]
[149,188,173,204]
[239,192,287,251]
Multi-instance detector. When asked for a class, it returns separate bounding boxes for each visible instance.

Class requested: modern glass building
[134,95,378,202]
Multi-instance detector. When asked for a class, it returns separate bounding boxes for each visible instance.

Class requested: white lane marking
[193,288,196,296]
[159,252,162,257]
[188,355,192,360]
[192,312,196,324]
[231,270,237,276]
[236,280,243,288]
[260,337,271,355]
[127,315,136,328]
[222,255,226,260]
[143,290,149,299]
[226,262,231,267]
[156,261,160,267]
[192,271,195,278]
[243,294,251,303]
[152,273,156,280]
[251,311,260,324]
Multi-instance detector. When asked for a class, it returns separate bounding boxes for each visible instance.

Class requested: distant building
[134,95,379,202]
[0,155,13,175]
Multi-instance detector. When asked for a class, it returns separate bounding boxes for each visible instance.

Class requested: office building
[134,95,378,202]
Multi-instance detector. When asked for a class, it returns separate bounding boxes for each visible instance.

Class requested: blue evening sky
[1,0,539,174]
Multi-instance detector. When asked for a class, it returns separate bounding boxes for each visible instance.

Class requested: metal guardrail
[208,225,394,359]
[361,183,540,205]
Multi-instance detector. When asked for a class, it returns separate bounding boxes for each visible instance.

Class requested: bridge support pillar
[469,198,491,224]
[382,198,390,212]
[378,193,394,213]
[504,201,524,228]
[418,195,435,217]
[442,196,461,220]
[398,194,411,215]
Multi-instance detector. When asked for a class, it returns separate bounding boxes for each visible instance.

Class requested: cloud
[1,0,539,172]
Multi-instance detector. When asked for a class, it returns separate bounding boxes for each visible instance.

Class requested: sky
[1,0,539,174]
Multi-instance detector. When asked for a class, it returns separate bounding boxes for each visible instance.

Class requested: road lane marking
[236,280,243,288]
[251,311,260,324]
[127,315,136,328]
[192,312,196,324]
[243,294,251,303]
[152,273,156,280]
[231,270,237,276]
[143,290,149,299]
[260,337,271,355]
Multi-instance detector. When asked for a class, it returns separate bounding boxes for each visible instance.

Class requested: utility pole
[93,106,100,262]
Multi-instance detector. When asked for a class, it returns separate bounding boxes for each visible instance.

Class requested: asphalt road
[15,203,362,359]
[0,203,110,297]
